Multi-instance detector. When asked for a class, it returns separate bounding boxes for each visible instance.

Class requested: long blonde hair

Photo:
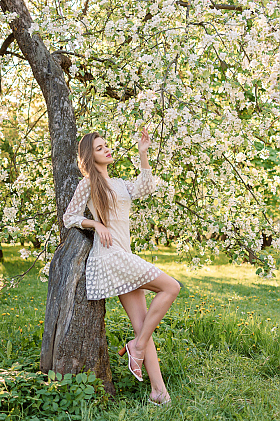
[78,132,116,227]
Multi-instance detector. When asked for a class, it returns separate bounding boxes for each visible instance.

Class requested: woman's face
[92,137,114,165]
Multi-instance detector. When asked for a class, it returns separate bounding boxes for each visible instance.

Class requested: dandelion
[34,308,38,311]
[267,318,271,321]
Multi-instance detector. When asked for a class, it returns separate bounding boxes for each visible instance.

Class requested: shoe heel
[118,346,127,357]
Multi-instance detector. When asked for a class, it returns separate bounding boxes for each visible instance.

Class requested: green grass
[0,243,280,420]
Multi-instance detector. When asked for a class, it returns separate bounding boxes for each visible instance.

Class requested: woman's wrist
[139,151,150,169]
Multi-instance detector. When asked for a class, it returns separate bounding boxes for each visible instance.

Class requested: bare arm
[81,219,112,248]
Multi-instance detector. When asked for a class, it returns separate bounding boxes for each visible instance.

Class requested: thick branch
[82,0,90,15]
[209,3,243,11]
[178,0,243,11]
[0,32,14,55]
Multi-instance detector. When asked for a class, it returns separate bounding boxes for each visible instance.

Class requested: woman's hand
[93,221,112,248]
[138,127,151,155]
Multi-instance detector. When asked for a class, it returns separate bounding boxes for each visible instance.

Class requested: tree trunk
[40,228,115,395]
[0,0,115,394]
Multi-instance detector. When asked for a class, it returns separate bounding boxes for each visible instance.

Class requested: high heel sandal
[118,344,144,382]
[148,396,171,406]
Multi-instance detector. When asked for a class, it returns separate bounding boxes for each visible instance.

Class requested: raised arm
[123,127,156,199]
[63,177,91,229]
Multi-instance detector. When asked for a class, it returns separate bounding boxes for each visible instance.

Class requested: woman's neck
[94,163,110,179]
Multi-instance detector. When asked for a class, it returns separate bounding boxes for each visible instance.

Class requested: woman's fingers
[106,233,111,248]
[100,230,112,248]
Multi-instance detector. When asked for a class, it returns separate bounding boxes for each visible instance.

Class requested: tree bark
[0,0,115,394]
[41,228,115,395]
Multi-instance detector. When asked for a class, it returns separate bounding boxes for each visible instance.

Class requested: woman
[63,128,180,405]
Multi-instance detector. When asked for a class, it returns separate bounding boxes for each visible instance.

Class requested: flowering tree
[0,0,279,389]
[1,0,280,279]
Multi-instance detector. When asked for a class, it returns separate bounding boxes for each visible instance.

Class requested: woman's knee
[161,274,180,298]
[169,278,181,298]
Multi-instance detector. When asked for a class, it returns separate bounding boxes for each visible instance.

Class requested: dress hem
[86,268,163,301]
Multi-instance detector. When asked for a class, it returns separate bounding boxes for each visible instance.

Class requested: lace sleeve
[63,177,91,229]
[123,168,156,200]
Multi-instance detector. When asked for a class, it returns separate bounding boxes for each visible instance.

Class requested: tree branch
[0,32,14,55]
[52,50,116,65]
[82,0,90,15]
[178,0,243,11]
[210,3,243,11]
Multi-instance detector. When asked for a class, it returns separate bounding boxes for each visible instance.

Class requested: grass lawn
[0,243,280,420]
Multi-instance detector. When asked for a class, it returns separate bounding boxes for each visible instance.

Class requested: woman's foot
[127,339,145,381]
[149,390,171,405]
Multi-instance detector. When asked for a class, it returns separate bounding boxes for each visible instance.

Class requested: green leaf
[48,370,56,381]
[60,398,69,406]
[84,385,95,395]
[76,373,83,384]
[81,372,88,383]
[56,372,62,381]
[87,374,96,382]
[6,340,12,359]
[53,401,58,411]
[118,408,126,420]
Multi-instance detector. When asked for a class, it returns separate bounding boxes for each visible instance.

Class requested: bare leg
[137,272,180,344]
[125,273,180,382]
[119,288,170,402]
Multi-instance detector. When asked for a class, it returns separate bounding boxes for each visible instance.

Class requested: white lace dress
[63,168,163,300]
